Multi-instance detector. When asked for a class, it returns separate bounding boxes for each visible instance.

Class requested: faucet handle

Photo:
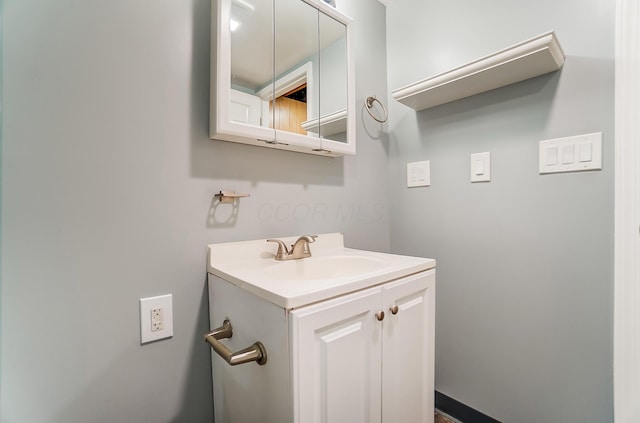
[298,234,318,243]
[267,239,289,260]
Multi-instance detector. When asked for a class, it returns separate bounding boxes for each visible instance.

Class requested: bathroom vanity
[206,233,435,423]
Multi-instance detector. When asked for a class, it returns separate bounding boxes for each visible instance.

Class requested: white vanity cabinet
[291,271,435,423]
[206,234,435,423]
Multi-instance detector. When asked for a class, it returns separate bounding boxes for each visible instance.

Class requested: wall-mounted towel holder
[214,190,250,204]
[365,96,388,123]
[204,319,267,366]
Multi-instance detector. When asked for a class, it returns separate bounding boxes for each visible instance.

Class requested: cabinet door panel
[230,89,264,126]
[382,271,435,423]
[291,286,382,423]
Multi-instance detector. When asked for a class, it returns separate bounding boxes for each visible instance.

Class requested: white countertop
[207,233,436,309]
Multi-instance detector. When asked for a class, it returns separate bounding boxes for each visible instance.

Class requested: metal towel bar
[204,319,267,366]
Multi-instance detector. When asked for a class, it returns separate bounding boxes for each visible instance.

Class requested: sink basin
[262,255,386,281]
[208,233,436,309]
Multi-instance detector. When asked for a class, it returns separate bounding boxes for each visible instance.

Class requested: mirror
[228,0,272,129]
[272,0,318,136]
[318,10,348,144]
[210,0,355,156]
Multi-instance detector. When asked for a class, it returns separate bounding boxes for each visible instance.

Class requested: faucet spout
[267,235,317,261]
[290,235,317,259]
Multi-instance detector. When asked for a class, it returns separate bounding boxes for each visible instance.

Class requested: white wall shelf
[391,31,565,111]
[301,109,347,137]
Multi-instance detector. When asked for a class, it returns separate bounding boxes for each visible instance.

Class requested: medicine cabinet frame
[210,0,356,157]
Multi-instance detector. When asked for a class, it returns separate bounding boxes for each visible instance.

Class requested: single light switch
[545,146,558,166]
[562,144,575,164]
[470,152,491,182]
[578,142,592,162]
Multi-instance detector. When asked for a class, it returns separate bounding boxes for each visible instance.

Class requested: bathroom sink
[262,255,386,281]
[207,233,436,309]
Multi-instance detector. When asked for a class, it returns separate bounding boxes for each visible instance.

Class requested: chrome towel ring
[365,96,388,123]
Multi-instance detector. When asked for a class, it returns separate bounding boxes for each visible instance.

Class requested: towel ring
[365,96,388,123]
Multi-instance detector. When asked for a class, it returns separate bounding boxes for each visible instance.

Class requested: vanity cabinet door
[290,286,382,423]
[290,270,435,423]
[381,270,435,423]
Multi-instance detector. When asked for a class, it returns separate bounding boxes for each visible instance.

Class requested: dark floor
[435,412,457,423]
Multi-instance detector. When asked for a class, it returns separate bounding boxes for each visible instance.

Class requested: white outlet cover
[140,294,173,344]
[407,160,431,187]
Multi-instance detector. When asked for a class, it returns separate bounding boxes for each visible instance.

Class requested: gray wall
[0,1,3,412]
[386,1,614,422]
[0,0,388,421]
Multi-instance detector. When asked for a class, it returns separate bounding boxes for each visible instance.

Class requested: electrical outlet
[140,294,173,344]
[151,308,164,332]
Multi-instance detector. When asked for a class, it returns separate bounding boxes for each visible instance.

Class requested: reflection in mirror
[318,11,348,143]
[229,0,273,128]
[272,0,318,136]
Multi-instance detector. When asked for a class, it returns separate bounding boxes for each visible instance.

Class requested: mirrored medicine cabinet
[210,0,355,156]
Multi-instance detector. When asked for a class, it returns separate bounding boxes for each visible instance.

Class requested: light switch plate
[140,294,173,344]
[470,152,491,182]
[407,160,431,187]
[539,132,602,174]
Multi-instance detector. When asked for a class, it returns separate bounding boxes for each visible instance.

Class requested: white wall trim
[256,62,313,103]
[255,61,315,121]
[614,0,640,421]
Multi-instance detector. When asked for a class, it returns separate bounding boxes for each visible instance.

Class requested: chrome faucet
[267,235,317,261]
